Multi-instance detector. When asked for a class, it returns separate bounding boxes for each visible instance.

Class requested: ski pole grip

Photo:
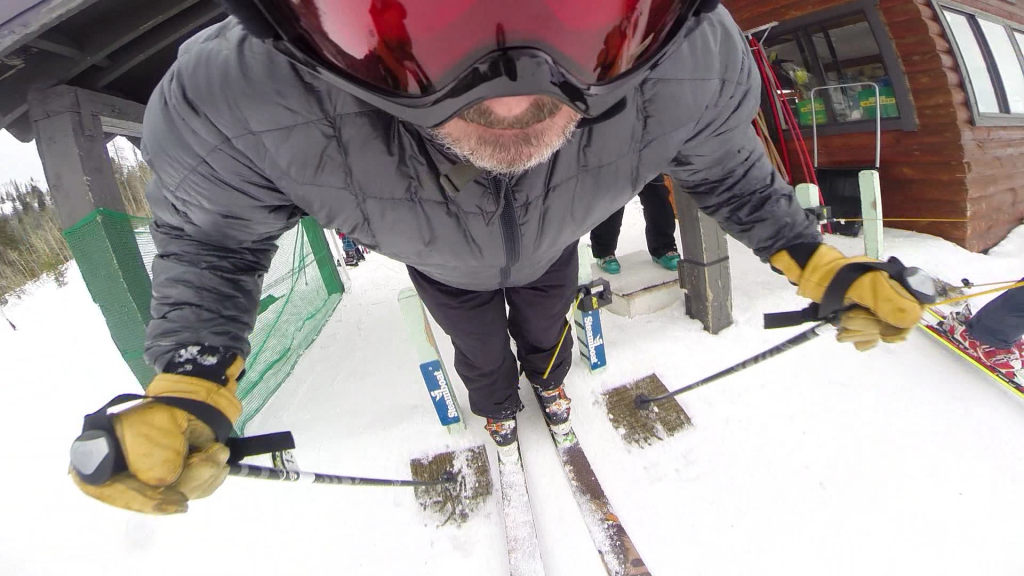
[70,429,127,486]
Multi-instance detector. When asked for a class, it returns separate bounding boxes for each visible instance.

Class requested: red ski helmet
[233,0,718,127]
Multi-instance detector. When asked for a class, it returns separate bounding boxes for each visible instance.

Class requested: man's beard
[429,96,581,176]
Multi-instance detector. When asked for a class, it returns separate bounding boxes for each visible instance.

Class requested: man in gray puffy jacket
[70,0,927,514]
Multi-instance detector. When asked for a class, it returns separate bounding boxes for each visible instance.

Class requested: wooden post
[672,183,734,335]
[859,170,884,259]
[30,85,132,228]
[29,84,154,385]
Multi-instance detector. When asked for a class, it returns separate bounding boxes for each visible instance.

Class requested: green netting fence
[63,208,344,433]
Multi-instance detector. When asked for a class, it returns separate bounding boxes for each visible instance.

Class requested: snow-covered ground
[1,203,1022,576]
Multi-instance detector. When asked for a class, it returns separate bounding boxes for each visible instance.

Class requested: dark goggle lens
[272,0,689,96]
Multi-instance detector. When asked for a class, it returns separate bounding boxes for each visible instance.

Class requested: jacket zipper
[490,175,521,287]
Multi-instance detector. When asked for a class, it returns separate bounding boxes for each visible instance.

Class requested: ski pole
[635,321,833,410]
[71,429,456,488]
[0,303,14,330]
[228,463,455,487]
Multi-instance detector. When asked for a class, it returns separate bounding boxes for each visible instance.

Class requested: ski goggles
[252,0,711,126]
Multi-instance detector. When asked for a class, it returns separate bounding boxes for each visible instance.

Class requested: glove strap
[73,395,295,486]
[82,393,234,444]
[765,257,936,329]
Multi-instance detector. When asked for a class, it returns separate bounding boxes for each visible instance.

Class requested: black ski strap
[81,395,296,463]
[226,432,296,464]
[764,304,822,330]
[82,393,234,444]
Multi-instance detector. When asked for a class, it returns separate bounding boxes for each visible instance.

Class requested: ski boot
[534,385,573,437]
[596,255,621,275]
[343,249,360,267]
[485,418,519,461]
[653,251,681,271]
[944,304,1024,383]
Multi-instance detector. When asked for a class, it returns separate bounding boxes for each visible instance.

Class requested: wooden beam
[28,84,127,227]
[0,0,100,56]
[30,84,145,138]
[26,32,111,66]
[672,184,734,335]
[77,1,223,89]
[1,0,202,131]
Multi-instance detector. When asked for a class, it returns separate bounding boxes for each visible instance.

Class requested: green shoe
[596,255,621,275]
[653,251,681,271]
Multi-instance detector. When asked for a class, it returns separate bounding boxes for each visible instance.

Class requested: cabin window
[761,3,916,136]
[937,2,1024,124]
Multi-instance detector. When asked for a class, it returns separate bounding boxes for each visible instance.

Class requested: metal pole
[810,82,882,168]
[228,463,455,487]
[743,21,779,44]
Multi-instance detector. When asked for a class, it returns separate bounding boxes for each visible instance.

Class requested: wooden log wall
[723,0,1024,252]
[955,0,1024,250]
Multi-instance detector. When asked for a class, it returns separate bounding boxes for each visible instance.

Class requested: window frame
[933,0,1024,126]
[762,0,918,137]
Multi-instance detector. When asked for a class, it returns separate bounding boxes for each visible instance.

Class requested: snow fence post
[299,218,345,297]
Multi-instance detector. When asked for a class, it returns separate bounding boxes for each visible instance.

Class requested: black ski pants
[408,242,580,420]
[590,175,678,259]
[968,278,1024,348]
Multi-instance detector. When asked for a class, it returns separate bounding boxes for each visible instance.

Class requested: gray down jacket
[141,6,820,370]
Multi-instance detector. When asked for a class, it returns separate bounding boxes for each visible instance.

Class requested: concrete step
[590,251,682,318]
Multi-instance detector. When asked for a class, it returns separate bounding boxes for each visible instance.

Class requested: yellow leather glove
[771,244,925,351]
[71,357,243,514]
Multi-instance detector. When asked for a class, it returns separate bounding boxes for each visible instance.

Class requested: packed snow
[1,202,1022,576]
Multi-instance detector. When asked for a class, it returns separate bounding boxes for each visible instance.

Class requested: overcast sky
[0,130,48,187]
[1,129,141,191]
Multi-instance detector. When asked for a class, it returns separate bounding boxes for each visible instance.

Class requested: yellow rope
[836,218,969,222]
[542,293,584,380]
[959,279,1024,289]
[934,281,1024,307]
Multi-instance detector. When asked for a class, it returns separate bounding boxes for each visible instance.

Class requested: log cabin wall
[723,0,1024,251]
[952,0,1024,250]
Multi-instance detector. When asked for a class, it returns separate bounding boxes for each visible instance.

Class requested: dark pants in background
[591,175,678,259]
[408,242,580,419]
[969,279,1024,348]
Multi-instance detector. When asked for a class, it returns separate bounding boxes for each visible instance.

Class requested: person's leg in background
[639,175,681,270]
[407,267,523,428]
[506,242,581,433]
[946,280,1024,382]
[590,207,625,274]
[967,281,1024,348]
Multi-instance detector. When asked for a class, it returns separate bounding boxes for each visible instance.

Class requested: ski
[496,447,546,576]
[919,307,1024,400]
[398,287,467,432]
[543,426,650,576]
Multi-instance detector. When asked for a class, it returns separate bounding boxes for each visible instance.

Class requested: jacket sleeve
[665,31,821,259]
[141,78,303,372]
